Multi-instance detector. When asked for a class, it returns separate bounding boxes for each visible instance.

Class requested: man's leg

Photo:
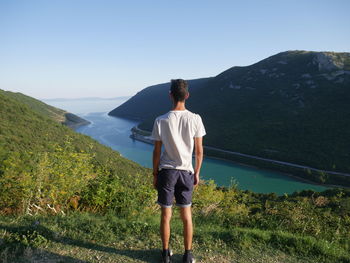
[180,206,193,250]
[160,206,172,249]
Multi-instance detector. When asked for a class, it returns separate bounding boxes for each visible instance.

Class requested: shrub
[0,137,97,214]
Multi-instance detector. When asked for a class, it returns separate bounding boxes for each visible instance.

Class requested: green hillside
[0,88,135,168]
[0,88,151,213]
[2,90,90,128]
[108,77,211,120]
[1,89,350,262]
[109,50,350,185]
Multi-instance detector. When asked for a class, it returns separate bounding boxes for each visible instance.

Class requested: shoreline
[63,112,91,129]
[130,125,350,190]
[65,121,91,129]
[203,154,349,190]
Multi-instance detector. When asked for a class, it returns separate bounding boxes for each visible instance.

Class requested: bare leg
[180,206,193,250]
[160,207,172,249]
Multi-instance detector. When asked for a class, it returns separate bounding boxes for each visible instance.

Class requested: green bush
[0,137,97,214]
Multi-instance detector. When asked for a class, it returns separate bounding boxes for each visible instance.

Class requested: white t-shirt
[151,109,206,173]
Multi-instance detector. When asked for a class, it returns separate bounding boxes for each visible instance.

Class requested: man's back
[151,109,206,173]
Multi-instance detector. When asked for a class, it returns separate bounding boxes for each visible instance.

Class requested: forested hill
[1,90,90,128]
[108,77,211,120]
[108,50,350,175]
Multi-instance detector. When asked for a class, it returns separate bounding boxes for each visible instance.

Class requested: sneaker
[183,250,196,263]
[161,249,173,263]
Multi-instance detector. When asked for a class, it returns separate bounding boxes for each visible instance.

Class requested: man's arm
[194,136,203,187]
[153,140,162,189]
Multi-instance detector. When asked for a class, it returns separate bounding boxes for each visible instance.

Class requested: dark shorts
[157,168,194,208]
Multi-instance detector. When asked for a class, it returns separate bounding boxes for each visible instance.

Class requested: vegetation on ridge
[2,90,90,127]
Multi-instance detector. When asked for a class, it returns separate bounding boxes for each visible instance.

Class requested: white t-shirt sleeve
[194,115,206,137]
[151,119,161,141]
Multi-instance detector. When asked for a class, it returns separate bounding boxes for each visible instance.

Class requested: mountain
[2,90,90,128]
[109,50,350,178]
[108,78,211,120]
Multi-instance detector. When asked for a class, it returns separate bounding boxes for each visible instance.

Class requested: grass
[1,210,349,263]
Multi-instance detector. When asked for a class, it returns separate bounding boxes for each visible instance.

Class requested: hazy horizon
[41,95,132,100]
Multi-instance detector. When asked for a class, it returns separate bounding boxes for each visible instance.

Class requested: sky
[0,0,349,99]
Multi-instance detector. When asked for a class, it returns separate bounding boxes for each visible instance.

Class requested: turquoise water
[43,98,330,195]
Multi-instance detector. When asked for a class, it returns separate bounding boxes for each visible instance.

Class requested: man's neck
[172,101,186,111]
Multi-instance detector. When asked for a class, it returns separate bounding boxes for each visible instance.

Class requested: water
[42,97,329,195]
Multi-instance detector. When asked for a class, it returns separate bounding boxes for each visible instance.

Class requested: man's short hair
[170,79,188,102]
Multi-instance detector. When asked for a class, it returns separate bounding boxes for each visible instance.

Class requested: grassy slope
[2,90,90,126]
[0,88,144,173]
[1,89,350,262]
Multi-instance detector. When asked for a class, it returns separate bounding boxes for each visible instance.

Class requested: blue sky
[0,0,349,99]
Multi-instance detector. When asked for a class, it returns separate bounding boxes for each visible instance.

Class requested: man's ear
[185,92,190,100]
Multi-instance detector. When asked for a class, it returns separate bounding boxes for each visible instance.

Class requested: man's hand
[194,136,203,188]
[193,172,200,187]
[152,140,162,190]
[153,173,158,189]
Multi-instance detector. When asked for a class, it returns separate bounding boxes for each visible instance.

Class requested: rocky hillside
[109,50,350,175]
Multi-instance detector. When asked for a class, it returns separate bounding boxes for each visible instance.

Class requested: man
[151,79,206,263]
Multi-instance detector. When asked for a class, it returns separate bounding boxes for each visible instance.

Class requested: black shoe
[183,250,196,263]
[161,249,173,263]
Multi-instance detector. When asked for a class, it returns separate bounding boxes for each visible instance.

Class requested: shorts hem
[156,201,173,208]
[175,202,192,208]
